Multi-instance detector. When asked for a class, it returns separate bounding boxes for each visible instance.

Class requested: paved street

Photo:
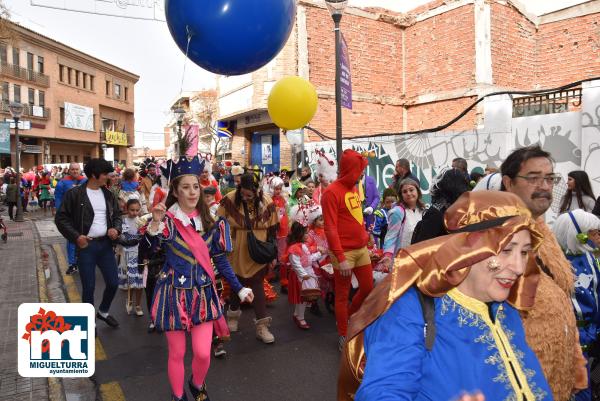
[31,216,341,401]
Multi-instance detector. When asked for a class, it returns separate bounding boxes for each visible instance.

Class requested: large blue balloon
[166,0,297,76]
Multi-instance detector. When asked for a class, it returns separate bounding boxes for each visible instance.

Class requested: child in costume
[307,208,335,313]
[313,151,338,205]
[268,177,290,293]
[119,168,142,212]
[145,155,253,401]
[288,180,308,208]
[117,199,144,315]
[554,209,600,401]
[286,219,322,330]
[371,188,398,249]
[203,186,219,219]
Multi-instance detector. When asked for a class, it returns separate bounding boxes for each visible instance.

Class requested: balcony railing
[0,62,50,87]
[0,100,50,119]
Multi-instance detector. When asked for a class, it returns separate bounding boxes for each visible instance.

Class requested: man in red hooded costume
[321,149,374,350]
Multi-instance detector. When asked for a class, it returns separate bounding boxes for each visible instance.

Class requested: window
[51,155,56,163]
[82,73,87,89]
[114,83,121,98]
[105,80,110,95]
[37,56,44,73]
[1,82,8,103]
[39,90,45,108]
[27,52,33,70]
[13,84,20,103]
[66,155,71,163]
[75,71,79,87]
[28,88,34,106]
[59,155,64,163]
[74,155,79,162]
[90,76,94,91]
[12,47,19,66]
[124,87,128,101]
[67,67,72,85]
[59,65,64,82]
[60,107,65,125]
[0,44,6,65]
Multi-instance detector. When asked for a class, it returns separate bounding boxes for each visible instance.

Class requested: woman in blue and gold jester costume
[338,191,554,401]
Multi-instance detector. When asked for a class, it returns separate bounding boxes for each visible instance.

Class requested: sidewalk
[0,218,49,401]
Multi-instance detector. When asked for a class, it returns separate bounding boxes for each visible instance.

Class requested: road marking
[99,382,127,401]
[52,243,81,303]
[96,337,107,361]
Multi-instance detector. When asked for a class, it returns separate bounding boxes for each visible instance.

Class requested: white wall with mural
[303,79,600,222]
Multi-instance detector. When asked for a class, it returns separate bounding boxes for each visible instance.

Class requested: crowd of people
[2,143,600,401]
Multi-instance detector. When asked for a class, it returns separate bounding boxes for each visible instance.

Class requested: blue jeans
[66,241,77,266]
[77,238,118,314]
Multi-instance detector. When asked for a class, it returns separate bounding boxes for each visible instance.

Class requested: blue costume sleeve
[210,218,243,293]
[53,180,66,210]
[372,209,386,237]
[356,287,426,401]
[382,206,405,255]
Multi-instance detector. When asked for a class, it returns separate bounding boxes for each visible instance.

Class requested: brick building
[0,20,139,170]
[217,0,600,167]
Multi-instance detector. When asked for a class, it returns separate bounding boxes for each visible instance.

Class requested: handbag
[242,201,276,264]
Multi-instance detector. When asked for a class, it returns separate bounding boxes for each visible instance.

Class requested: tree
[191,89,221,156]
[0,3,17,44]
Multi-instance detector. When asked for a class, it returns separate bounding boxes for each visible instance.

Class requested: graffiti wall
[303,79,600,221]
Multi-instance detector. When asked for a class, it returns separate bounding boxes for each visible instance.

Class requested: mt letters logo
[18,303,95,377]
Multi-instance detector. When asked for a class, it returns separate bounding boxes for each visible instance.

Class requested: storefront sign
[340,33,352,110]
[261,135,273,164]
[0,122,9,154]
[64,102,94,132]
[237,110,271,129]
[23,145,42,154]
[105,130,128,146]
[4,119,31,130]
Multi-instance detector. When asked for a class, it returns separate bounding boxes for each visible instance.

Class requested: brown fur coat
[519,219,587,401]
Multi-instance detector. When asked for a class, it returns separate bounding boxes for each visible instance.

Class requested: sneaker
[213,342,226,358]
[147,322,156,333]
[125,301,133,315]
[135,306,144,317]
[96,312,119,328]
[338,335,346,352]
[66,265,78,275]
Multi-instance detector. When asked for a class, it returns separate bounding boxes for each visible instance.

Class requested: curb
[33,220,67,401]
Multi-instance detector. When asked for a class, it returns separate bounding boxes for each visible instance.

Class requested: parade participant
[554,209,600,401]
[55,158,122,328]
[107,171,121,200]
[390,158,419,195]
[202,186,219,218]
[217,173,279,343]
[372,188,396,249]
[339,191,551,401]
[4,176,17,220]
[322,149,374,350]
[305,179,316,200]
[231,164,244,187]
[281,168,293,198]
[286,220,321,330]
[200,163,222,203]
[411,168,469,244]
[117,199,144,316]
[37,171,54,216]
[139,157,158,210]
[313,151,337,205]
[118,168,141,212]
[288,180,307,208]
[145,155,253,401]
[560,170,596,214]
[378,191,406,271]
[397,178,425,249]
[501,145,587,400]
[358,171,379,233]
[54,162,86,275]
[268,177,290,293]
[299,165,313,184]
[306,205,334,314]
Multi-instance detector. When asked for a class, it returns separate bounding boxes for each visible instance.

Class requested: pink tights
[165,323,214,398]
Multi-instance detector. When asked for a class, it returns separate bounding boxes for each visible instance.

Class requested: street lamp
[172,107,186,157]
[8,101,24,222]
[325,0,347,164]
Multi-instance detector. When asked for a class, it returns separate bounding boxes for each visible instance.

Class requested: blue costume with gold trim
[149,214,243,332]
[357,287,553,401]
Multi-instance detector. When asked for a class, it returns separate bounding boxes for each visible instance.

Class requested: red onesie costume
[321,149,374,340]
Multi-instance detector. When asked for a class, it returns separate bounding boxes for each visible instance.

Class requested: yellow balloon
[268,76,318,130]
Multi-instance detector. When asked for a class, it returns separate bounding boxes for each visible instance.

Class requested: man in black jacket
[55,159,122,328]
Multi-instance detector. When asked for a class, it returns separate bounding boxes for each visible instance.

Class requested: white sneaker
[135,306,144,316]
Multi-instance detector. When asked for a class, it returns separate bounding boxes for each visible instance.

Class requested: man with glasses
[501,145,587,400]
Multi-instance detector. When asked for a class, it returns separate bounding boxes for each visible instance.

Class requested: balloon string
[179,27,193,95]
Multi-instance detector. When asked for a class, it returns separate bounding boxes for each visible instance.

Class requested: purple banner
[340,33,352,110]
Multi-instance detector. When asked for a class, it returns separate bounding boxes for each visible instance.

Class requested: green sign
[0,122,9,154]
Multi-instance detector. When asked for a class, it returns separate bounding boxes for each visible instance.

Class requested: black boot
[325,292,335,314]
[171,393,188,401]
[309,301,323,317]
[188,377,210,401]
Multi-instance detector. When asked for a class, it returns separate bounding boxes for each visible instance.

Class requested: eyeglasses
[515,175,562,186]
